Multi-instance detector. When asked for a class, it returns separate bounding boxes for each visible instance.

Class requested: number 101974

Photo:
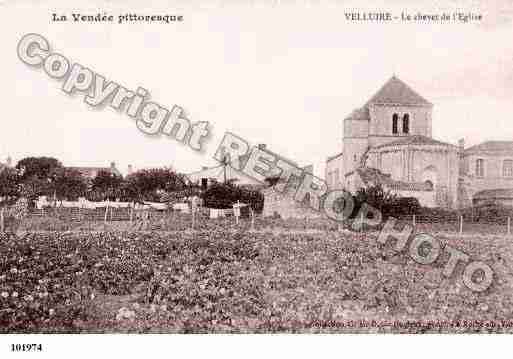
[11,344,43,352]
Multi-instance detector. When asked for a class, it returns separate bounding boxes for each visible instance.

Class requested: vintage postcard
[0,0,512,357]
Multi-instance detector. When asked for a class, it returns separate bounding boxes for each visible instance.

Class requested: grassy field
[2,213,513,333]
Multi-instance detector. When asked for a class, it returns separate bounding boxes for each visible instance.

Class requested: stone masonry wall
[262,188,324,219]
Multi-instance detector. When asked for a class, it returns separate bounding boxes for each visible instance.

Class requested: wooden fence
[28,206,169,222]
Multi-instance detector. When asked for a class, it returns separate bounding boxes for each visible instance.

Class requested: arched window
[476,159,485,178]
[402,114,410,134]
[503,160,513,177]
[424,180,434,191]
[392,114,398,134]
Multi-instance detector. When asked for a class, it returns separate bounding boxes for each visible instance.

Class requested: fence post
[459,215,463,235]
[250,207,255,231]
[234,201,240,225]
[413,214,416,227]
[0,208,4,232]
[104,202,109,225]
[191,207,195,231]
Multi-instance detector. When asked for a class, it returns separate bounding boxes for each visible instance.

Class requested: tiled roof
[354,167,433,192]
[327,151,343,162]
[473,188,513,200]
[465,141,513,153]
[346,107,370,121]
[364,76,432,107]
[67,166,121,177]
[186,165,262,186]
[345,76,431,122]
[356,167,392,185]
[374,135,455,149]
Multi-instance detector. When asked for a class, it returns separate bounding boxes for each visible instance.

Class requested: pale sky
[1,0,512,177]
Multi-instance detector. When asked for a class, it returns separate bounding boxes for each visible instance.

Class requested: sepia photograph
[0,0,512,357]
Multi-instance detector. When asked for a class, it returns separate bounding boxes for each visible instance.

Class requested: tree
[89,170,124,201]
[50,168,88,201]
[352,184,420,220]
[16,157,62,181]
[202,180,264,212]
[0,167,21,203]
[124,168,187,201]
[354,184,396,214]
[19,176,52,205]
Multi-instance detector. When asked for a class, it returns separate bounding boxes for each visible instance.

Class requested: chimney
[110,161,116,169]
[258,144,267,150]
[201,166,208,171]
[6,156,12,167]
[127,164,133,175]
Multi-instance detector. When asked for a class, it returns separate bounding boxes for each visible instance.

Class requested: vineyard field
[1,225,513,333]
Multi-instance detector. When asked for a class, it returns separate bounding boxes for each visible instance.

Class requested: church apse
[326,76,478,209]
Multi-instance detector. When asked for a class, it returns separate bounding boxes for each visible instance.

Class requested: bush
[202,182,264,212]
[349,185,421,222]
[386,197,421,217]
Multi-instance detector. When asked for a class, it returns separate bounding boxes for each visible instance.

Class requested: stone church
[326,76,513,209]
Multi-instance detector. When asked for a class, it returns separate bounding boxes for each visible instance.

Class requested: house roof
[327,151,343,162]
[186,165,262,186]
[67,166,121,177]
[364,76,432,107]
[473,188,513,200]
[355,167,392,184]
[465,141,513,153]
[374,135,455,149]
[349,166,433,192]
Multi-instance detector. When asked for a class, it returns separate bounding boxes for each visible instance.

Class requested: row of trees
[0,157,188,205]
[0,156,265,212]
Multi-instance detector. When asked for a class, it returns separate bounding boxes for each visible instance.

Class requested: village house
[66,161,122,179]
[459,141,513,206]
